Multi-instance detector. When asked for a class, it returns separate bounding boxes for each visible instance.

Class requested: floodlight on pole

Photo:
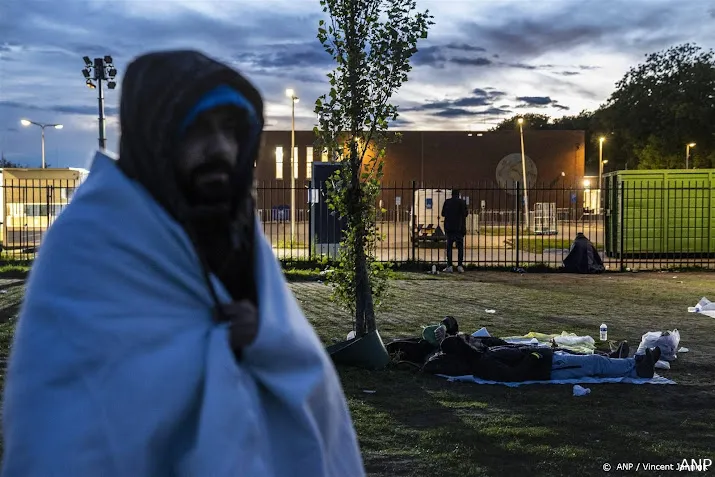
[82,55,119,149]
[20,119,64,168]
[286,88,299,243]
[686,142,696,169]
[517,117,529,231]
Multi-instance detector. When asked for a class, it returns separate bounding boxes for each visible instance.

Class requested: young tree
[314,0,432,337]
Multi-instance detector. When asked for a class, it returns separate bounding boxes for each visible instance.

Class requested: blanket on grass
[439,374,676,387]
[501,331,596,354]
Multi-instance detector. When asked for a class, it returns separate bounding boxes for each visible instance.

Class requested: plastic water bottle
[600,323,608,341]
[431,265,437,275]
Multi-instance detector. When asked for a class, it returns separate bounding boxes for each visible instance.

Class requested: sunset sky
[1,0,714,167]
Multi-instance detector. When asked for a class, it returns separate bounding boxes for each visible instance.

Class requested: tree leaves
[489,43,715,171]
[314,0,432,335]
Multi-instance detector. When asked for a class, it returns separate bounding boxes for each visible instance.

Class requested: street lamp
[686,143,696,169]
[82,55,118,149]
[598,136,606,214]
[20,119,63,168]
[517,118,529,231]
[286,88,299,242]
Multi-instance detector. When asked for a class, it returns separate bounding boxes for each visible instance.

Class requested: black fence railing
[257,180,715,271]
[4,180,715,270]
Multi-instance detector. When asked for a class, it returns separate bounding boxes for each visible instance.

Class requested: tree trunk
[346,0,377,338]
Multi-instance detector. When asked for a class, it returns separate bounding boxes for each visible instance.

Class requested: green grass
[291,272,715,476]
[479,226,515,235]
[1,272,714,476]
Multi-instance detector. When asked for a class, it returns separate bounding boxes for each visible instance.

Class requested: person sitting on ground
[441,189,468,273]
[425,332,660,382]
[2,50,364,477]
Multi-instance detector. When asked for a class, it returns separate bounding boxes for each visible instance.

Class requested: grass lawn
[293,272,715,476]
[0,271,713,476]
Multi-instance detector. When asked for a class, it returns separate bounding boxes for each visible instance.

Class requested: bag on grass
[636,329,680,361]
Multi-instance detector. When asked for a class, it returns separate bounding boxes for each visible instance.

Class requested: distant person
[441,189,469,273]
[2,50,364,477]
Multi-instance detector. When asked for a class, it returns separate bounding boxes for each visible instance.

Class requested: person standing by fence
[442,189,468,273]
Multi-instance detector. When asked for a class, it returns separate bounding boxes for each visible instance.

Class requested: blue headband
[180,84,259,135]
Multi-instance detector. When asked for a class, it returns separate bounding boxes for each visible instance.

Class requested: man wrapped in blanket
[2,50,365,477]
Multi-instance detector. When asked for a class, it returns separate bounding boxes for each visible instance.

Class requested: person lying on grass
[2,50,364,477]
[388,317,661,382]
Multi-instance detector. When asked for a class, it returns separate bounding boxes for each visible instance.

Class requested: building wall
[256,130,585,184]
[254,130,585,212]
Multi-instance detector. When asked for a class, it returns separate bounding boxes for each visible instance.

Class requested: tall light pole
[517,118,529,231]
[686,143,696,169]
[20,119,63,168]
[82,55,118,150]
[286,88,299,242]
[598,136,606,214]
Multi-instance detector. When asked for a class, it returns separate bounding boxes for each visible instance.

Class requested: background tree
[314,0,432,337]
[490,113,552,131]
[0,153,23,168]
[599,43,715,169]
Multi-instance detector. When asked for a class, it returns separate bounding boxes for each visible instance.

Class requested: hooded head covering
[117,50,264,223]
[117,51,264,307]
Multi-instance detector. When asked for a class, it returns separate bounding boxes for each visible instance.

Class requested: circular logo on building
[495,153,538,194]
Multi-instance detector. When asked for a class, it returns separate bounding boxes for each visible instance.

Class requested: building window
[321,148,329,162]
[306,146,314,180]
[293,147,299,179]
[24,204,63,216]
[275,146,284,179]
[60,187,76,200]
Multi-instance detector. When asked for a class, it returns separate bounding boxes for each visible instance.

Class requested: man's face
[176,106,241,206]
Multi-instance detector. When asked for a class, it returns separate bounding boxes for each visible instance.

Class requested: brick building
[253,129,585,215]
[255,129,585,186]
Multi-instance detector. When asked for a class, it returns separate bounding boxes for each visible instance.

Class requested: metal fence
[4,180,715,271]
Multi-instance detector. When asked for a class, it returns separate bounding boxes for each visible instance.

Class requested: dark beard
[192,193,257,305]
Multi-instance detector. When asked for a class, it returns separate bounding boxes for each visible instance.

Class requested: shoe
[457,266,465,273]
[609,341,629,359]
[635,348,655,378]
[443,266,453,273]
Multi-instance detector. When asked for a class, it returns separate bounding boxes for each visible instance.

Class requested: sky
[1,0,714,168]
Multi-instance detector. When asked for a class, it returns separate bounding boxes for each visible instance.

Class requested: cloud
[233,40,331,70]
[460,2,684,59]
[433,108,474,118]
[2,0,714,165]
[404,88,512,120]
[452,57,492,67]
[413,42,494,68]
[515,96,570,110]
[445,43,486,52]
[0,100,119,116]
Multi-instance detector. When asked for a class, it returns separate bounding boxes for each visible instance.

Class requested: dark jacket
[441,197,468,235]
[563,233,605,274]
[433,335,553,382]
